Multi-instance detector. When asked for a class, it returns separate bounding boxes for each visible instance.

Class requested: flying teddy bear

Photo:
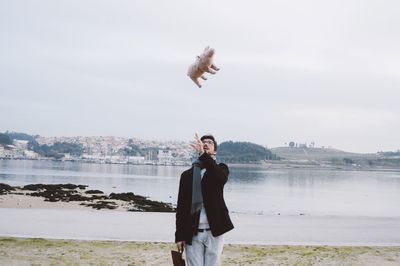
[187,46,220,88]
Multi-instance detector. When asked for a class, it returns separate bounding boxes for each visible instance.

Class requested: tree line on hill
[0,133,12,145]
[3,131,38,142]
[217,141,279,163]
[28,141,84,159]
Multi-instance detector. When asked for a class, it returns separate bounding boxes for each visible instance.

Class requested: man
[175,133,234,266]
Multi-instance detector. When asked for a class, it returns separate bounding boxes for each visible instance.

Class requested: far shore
[1,237,399,265]
[2,157,400,172]
[230,161,400,172]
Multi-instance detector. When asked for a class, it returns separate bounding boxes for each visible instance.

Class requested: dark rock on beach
[109,192,143,202]
[128,200,176,212]
[80,201,118,210]
[1,183,175,212]
[110,192,175,212]
[85,190,104,194]
[26,184,90,202]
[23,184,88,191]
[0,183,16,195]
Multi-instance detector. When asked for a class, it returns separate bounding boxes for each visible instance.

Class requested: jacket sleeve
[198,153,229,185]
[175,172,187,242]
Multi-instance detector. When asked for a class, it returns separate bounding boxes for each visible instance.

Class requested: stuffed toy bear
[187,46,220,88]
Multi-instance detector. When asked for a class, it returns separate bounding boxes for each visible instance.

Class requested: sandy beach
[0,190,128,211]
[0,237,399,266]
[0,183,175,212]
[1,183,400,265]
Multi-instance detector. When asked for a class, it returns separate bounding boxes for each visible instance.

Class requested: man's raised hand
[190,133,204,155]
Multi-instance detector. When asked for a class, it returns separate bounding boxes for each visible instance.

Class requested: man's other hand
[176,241,185,253]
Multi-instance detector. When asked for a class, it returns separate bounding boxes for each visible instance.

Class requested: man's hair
[201,134,217,151]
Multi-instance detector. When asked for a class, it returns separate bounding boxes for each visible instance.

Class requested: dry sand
[0,237,399,266]
[0,190,130,211]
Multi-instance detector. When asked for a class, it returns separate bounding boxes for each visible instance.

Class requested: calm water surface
[1,160,400,217]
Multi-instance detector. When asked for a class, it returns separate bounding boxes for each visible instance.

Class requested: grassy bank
[0,237,399,265]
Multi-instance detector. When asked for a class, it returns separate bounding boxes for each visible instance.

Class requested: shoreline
[2,158,400,172]
[1,237,399,265]
[2,182,400,249]
[1,208,399,246]
[230,162,400,172]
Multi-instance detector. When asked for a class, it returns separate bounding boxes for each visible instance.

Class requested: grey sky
[1,0,399,153]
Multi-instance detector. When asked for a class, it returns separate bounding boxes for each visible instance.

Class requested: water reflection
[1,160,400,217]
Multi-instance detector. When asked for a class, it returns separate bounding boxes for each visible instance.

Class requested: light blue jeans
[185,231,224,266]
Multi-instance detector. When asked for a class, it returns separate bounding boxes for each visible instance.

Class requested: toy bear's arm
[204,67,217,74]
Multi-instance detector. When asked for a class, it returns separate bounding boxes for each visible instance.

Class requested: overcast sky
[1,0,399,153]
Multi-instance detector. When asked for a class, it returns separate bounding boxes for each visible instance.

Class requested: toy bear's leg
[191,77,202,88]
[200,75,207,80]
[211,64,220,71]
[205,67,217,74]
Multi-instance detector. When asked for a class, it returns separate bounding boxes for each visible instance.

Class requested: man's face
[202,139,216,155]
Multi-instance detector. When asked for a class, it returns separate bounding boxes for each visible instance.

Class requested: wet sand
[1,183,400,265]
[1,208,400,246]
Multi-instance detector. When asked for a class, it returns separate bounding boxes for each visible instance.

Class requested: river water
[1,160,400,217]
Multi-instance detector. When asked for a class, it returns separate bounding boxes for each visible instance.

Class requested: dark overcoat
[175,152,234,244]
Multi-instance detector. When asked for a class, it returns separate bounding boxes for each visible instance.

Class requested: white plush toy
[187,46,220,88]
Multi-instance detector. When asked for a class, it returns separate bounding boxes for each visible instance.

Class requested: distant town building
[298,143,307,148]
[128,156,145,164]
[2,134,192,165]
[0,144,16,159]
[23,150,39,159]
[157,150,173,165]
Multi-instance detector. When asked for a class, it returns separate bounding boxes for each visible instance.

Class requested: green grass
[0,237,399,266]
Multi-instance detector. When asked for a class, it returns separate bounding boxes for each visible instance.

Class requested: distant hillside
[28,141,84,159]
[379,151,400,158]
[271,147,377,161]
[0,133,12,145]
[271,147,400,168]
[4,131,38,142]
[217,141,279,163]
